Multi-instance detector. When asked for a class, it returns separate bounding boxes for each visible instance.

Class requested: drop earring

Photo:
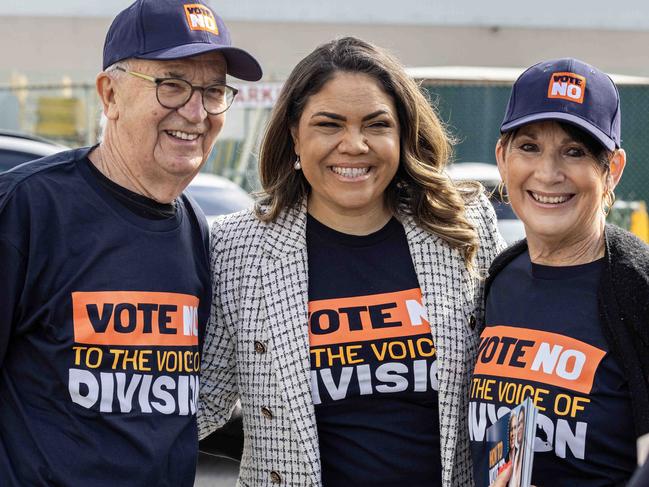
[294,156,301,170]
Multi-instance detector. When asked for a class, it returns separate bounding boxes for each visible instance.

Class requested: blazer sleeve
[197,219,240,439]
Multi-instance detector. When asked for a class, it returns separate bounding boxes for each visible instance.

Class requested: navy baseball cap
[501,58,620,150]
[103,0,262,81]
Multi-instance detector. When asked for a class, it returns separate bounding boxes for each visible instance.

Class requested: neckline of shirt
[528,251,605,280]
[77,149,184,233]
[85,156,176,220]
[306,213,402,247]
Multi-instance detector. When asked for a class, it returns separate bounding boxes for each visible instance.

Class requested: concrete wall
[2,16,649,86]
[2,0,649,31]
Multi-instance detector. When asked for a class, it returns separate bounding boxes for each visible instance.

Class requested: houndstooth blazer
[199,193,505,487]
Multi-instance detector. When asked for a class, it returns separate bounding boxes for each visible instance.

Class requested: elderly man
[0,0,260,485]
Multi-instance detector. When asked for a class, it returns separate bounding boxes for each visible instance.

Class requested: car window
[0,150,43,172]
[186,185,252,216]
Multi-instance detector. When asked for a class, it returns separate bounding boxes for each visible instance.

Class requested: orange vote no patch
[72,291,200,347]
[547,71,587,104]
[183,4,219,35]
[474,326,606,394]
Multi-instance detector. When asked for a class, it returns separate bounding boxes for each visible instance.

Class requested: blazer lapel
[402,217,466,485]
[260,203,321,485]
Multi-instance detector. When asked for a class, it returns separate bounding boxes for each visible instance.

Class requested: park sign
[232,82,283,108]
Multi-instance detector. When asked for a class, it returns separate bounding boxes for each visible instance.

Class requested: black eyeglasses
[114,66,238,115]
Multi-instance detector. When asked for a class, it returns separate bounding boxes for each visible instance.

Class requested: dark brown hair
[256,37,479,267]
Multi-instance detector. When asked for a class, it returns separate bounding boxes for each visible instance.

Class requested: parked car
[0,130,68,171]
[446,162,526,244]
[185,172,253,226]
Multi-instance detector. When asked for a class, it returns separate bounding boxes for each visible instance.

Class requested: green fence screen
[424,83,649,203]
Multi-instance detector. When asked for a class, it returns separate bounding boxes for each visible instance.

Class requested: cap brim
[501,112,616,151]
[136,43,262,82]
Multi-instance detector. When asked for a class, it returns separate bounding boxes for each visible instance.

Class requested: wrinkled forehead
[131,51,228,79]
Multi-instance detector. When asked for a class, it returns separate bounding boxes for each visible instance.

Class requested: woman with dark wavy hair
[199,36,504,486]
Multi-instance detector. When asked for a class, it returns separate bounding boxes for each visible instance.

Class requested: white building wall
[1,0,648,31]
[1,0,648,84]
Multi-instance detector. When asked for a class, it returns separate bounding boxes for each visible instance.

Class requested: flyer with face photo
[485,397,538,487]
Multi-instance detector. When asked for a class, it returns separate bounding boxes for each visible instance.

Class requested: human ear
[96,72,119,120]
[608,148,626,190]
[495,139,508,183]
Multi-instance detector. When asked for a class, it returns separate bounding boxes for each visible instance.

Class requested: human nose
[338,127,369,155]
[177,89,208,123]
[533,153,564,185]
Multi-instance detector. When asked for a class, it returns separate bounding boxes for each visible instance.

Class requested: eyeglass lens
[157,79,234,114]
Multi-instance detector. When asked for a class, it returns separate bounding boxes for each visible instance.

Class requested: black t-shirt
[0,148,210,486]
[85,157,177,219]
[307,214,442,487]
[470,251,636,487]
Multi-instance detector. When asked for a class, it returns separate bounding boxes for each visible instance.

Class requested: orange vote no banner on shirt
[308,288,429,347]
[72,291,200,347]
[474,325,606,394]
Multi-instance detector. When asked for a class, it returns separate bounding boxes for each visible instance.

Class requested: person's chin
[524,220,572,242]
[159,155,203,176]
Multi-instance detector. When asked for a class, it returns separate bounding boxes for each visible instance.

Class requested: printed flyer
[485,397,538,487]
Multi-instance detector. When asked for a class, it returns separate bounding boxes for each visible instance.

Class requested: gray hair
[104,59,132,78]
[98,59,132,141]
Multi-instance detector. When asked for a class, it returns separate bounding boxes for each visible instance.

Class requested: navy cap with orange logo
[501,58,620,150]
[103,0,262,81]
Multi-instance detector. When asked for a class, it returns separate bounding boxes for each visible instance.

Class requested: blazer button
[468,315,476,330]
[261,407,273,419]
[270,471,282,484]
[254,341,266,354]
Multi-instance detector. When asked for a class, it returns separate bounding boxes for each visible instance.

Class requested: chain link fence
[0,82,100,146]
[0,80,274,192]
[2,75,649,236]
[421,78,649,205]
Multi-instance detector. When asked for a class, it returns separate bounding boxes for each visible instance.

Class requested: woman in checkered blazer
[199,37,505,487]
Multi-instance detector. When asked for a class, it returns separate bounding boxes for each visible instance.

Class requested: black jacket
[482,224,649,439]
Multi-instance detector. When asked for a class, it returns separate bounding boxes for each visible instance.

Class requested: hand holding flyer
[486,397,538,487]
